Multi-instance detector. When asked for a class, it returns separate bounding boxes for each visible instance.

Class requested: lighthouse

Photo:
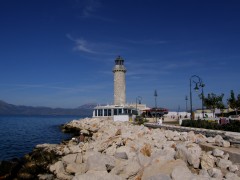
[113,56,127,106]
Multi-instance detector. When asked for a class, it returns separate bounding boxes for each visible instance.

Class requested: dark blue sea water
[0,115,85,161]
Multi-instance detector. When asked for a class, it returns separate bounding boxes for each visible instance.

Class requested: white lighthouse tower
[113,56,127,106]
[93,56,145,120]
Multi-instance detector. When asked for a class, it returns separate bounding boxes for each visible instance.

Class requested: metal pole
[154,90,158,122]
[185,96,188,113]
[201,84,204,118]
[190,78,193,120]
[190,75,204,120]
[136,97,137,110]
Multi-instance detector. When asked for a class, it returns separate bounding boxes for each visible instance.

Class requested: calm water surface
[0,115,85,161]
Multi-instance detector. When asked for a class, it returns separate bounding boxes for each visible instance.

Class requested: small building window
[118,108,122,115]
[108,109,112,116]
[104,109,107,116]
[98,109,103,116]
[114,109,118,115]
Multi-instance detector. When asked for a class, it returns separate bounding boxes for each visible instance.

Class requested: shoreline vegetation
[1,117,240,179]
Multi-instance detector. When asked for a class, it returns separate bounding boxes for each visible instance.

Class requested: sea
[0,115,86,161]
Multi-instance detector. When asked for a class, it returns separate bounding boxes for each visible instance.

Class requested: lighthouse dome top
[113,56,126,73]
[115,56,124,65]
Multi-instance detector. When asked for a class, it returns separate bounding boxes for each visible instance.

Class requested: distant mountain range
[0,100,97,116]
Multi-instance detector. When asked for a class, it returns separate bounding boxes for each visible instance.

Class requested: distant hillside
[0,100,94,116]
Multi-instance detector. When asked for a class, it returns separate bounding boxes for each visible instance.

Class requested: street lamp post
[190,75,205,120]
[154,90,158,122]
[136,96,142,115]
[185,95,188,114]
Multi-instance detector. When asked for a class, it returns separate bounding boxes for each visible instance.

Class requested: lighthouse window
[123,109,127,114]
[108,109,112,116]
[98,109,103,116]
[94,110,97,116]
[118,108,122,114]
[114,109,118,115]
[104,109,107,116]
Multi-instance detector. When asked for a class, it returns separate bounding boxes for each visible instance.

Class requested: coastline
[1,117,240,179]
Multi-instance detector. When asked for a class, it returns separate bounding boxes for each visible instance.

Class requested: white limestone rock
[171,165,194,180]
[175,142,202,168]
[179,132,188,141]
[207,137,215,143]
[114,152,128,160]
[62,154,78,164]
[49,161,73,180]
[86,153,116,172]
[187,131,196,142]
[65,163,87,174]
[105,144,117,156]
[225,172,240,180]
[215,135,231,147]
[142,159,186,180]
[216,158,232,169]
[195,134,207,143]
[115,145,137,160]
[73,170,124,180]
[201,152,215,170]
[229,164,239,172]
[212,148,224,157]
[208,168,223,179]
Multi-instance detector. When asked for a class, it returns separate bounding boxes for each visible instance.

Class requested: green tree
[227,90,240,115]
[203,93,224,117]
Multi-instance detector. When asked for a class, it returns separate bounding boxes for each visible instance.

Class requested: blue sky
[0,0,240,110]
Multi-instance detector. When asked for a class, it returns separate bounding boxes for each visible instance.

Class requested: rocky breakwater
[31,117,240,180]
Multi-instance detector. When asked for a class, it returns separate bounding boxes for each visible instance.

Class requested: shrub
[135,116,148,125]
[181,119,240,132]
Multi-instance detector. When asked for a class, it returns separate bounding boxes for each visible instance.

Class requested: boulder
[187,131,196,142]
[212,148,224,157]
[138,152,151,167]
[215,135,231,147]
[86,153,115,172]
[199,169,211,178]
[179,132,188,141]
[200,152,215,170]
[216,158,232,169]
[207,168,223,179]
[38,174,54,180]
[105,144,117,156]
[165,130,175,140]
[225,172,240,180]
[144,173,171,180]
[80,129,90,135]
[73,170,124,180]
[175,142,201,168]
[195,134,207,143]
[229,164,239,172]
[115,160,141,179]
[114,152,128,160]
[171,165,194,180]
[142,159,186,180]
[62,154,78,164]
[49,161,73,180]
[115,146,136,160]
[207,137,215,143]
[65,163,87,174]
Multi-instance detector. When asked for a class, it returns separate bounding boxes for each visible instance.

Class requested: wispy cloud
[78,0,113,22]
[124,39,167,45]
[66,34,97,54]
[66,34,124,55]
[81,0,101,18]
